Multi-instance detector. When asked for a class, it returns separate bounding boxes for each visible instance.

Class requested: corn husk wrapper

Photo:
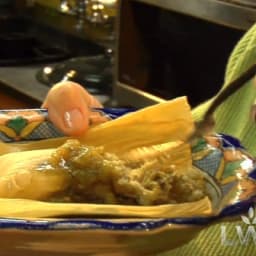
[0,96,213,218]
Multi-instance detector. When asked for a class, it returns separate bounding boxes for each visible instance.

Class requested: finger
[89,112,109,126]
[80,87,103,108]
[42,82,92,136]
[42,81,102,108]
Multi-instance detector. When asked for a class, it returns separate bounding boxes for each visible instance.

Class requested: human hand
[42,81,108,136]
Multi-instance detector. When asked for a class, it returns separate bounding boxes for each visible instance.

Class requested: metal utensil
[189,63,256,143]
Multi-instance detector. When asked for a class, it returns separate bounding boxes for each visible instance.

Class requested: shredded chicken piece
[41,139,207,206]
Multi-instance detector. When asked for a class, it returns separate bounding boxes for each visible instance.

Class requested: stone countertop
[0,65,49,104]
[0,64,111,106]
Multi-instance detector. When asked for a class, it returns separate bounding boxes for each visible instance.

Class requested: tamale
[0,96,213,218]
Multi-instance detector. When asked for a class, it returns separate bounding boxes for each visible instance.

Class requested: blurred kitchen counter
[0,65,47,108]
[0,64,111,108]
[0,3,115,109]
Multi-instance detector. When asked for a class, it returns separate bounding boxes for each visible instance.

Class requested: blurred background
[0,0,255,109]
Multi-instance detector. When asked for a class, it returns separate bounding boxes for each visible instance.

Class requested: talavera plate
[0,109,255,256]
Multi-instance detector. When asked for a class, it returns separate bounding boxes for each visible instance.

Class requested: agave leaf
[248,207,254,219]
[241,215,251,225]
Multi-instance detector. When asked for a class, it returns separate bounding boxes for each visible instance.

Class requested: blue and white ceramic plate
[0,108,255,256]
